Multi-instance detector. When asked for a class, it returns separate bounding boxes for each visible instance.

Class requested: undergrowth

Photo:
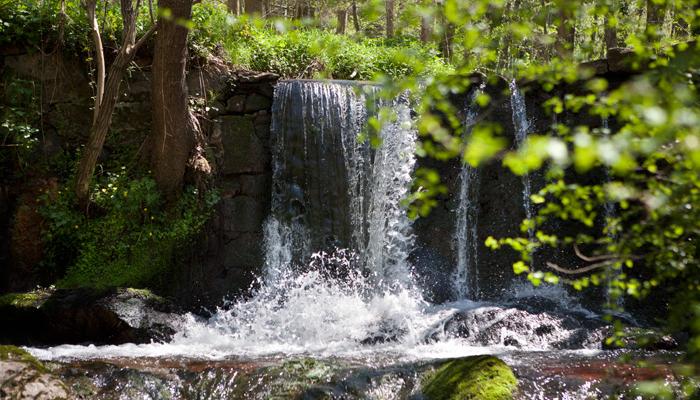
[41,172,218,289]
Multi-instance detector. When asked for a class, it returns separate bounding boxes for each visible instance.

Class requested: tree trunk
[246,0,264,14]
[646,0,665,36]
[386,0,394,38]
[352,0,360,32]
[85,0,105,124]
[604,17,617,52]
[227,0,241,15]
[150,0,198,201]
[438,4,453,60]
[336,8,347,34]
[75,0,154,207]
[555,4,575,58]
[420,0,432,44]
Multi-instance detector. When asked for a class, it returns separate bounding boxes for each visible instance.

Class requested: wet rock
[0,345,70,400]
[437,304,608,349]
[421,356,517,400]
[603,327,683,351]
[0,288,180,346]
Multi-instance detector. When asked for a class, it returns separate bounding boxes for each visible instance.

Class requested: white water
[452,91,482,300]
[510,80,535,243]
[28,80,604,362]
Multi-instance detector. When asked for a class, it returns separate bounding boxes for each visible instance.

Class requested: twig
[573,243,618,262]
[545,260,611,275]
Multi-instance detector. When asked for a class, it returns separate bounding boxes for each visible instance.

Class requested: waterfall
[452,93,481,300]
[266,80,417,286]
[601,117,623,310]
[510,80,535,243]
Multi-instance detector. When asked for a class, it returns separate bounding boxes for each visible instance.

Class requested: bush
[189,2,451,79]
[41,172,218,289]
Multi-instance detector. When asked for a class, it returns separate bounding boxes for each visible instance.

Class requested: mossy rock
[0,288,54,308]
[0,345,47,372]
[422,356,517,400]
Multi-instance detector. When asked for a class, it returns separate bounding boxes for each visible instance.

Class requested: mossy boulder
[421,356,517,400]
[0,287,180,346]
[0,345,70,399]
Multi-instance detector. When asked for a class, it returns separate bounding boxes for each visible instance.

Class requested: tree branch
[573,243,618,262]
[133,23,157,52]
[545,260,611,275]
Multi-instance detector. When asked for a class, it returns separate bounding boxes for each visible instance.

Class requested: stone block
[226,95,246,113]
[245,93,272,113]
[219,115,269,174]
[220,195,265,233]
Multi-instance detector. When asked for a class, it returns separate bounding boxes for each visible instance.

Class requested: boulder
[0,345,70,400]
[0,288,180,345]
[603,327,683,351]
[421,356,517,400]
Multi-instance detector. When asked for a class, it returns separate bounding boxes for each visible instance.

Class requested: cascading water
[452,91,482,300]
[601,117,625,311]
[510,80,535,243]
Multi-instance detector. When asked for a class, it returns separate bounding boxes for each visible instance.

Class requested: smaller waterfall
[510,80,535,244]
[453,92,482,300]
[601,117,623,310]
[365,100,418,286]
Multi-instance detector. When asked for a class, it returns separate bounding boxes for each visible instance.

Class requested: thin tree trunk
[646,0,665,36]
[420,0,432,44]
[352,0,360,32]
[227,0,241,15]
[438,4,453,60]
[555,4,575,58]
[246,0,264,14]
[86,0,105,124]
[604,16,617,52]
[75,0,155,206]
[336,8,347,34]
[150,0,198,201]
[386,0,394,38]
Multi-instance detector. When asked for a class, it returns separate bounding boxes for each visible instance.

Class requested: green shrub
[41,172,218,289]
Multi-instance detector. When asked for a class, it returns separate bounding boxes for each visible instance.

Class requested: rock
[607,47,637,73]
[603,327,682,351]
[226,95,246,113]
[0,288,180,345]
[244,93,272,113]
[219,115,269,175]
[436,304,608,349]
[421,356,518,400]
[0,345,70,400]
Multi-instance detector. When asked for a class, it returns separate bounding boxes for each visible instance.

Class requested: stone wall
[0,47,279,308]
[169,72,278,309]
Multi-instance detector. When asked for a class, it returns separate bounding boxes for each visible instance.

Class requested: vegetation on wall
[41,172,218,289]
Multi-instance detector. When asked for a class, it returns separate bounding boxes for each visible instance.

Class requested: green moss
[422,356,518,400]
[0,289,53,308]
[124,288,163,301]
[0,345,47,372]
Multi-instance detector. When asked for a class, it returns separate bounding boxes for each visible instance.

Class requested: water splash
[27,80,606,363]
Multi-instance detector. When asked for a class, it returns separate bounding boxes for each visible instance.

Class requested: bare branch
[133,23,157,52]
[573,243,618,262]
[545,260,611,275]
